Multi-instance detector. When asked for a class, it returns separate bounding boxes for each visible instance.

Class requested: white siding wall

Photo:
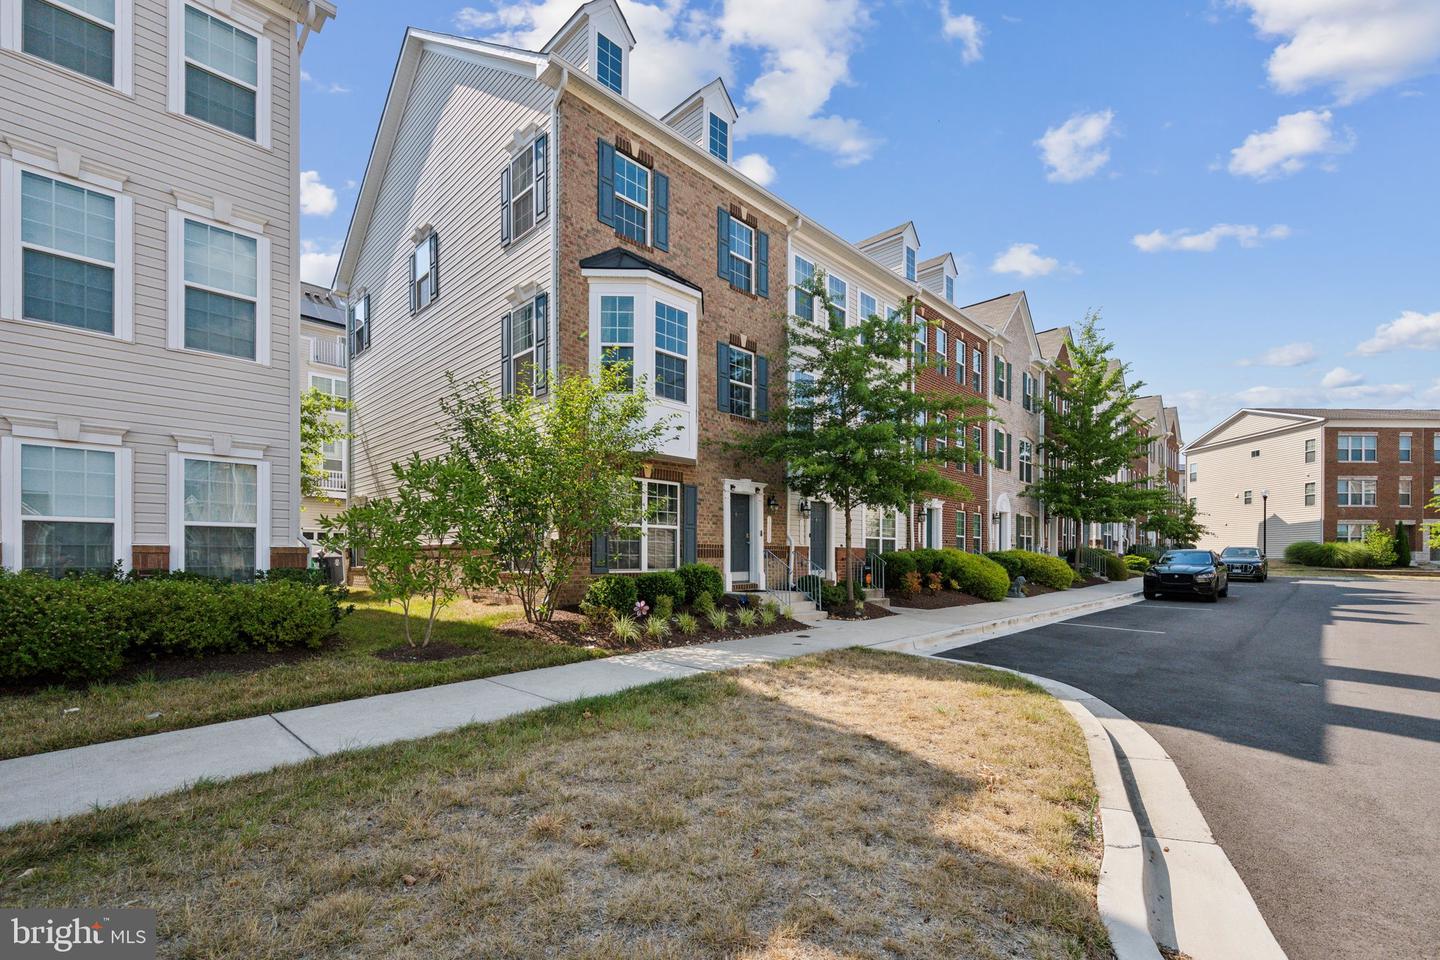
[670,101,703,144]
[0,0,301,556]
[1188,423,1323,553]
[861,234,903,274]
[347,51,553,502]
[555,25,588,70]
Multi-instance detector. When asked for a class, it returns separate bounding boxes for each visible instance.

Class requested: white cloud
[1236,342,1317,368]
[1354,309,1440,355]
[990,242,1059,278]
[733,152,776,185]
[300,69,350,94]
[1227,109,1351,179]
[1320,366,1363,388]
[940,3,983,64]
[458,0,878,165]
[1230,0,1440,103]
[1132,223,1291,253]
[1035,109,1115,183]
[300,240,341,287]
[1423,379,1440,401]
[1238,382,1414,407]
[300,171,337,217]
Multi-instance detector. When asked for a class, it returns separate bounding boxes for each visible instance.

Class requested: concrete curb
[866,587,1143,656]
[935,659,1287,960]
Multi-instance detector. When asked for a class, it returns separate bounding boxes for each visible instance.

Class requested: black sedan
[1143,549,1229,602]
[1220,546,1268,582]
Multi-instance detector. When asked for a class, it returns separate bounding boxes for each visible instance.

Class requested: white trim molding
[721,477,767,593]
[1,435,132,573]
[167,451,271,574]
[167,0,273,150]
[0,0,135,96]
[166,207,272,364]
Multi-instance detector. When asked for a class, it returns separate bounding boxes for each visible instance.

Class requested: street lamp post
[1260,488,1269,556]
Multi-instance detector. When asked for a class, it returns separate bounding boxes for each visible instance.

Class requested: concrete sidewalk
[0,579,1139,829]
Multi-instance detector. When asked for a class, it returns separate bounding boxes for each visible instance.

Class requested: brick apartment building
[1185,408,1440,561]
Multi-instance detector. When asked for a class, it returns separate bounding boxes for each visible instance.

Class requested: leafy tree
[1024,313,1169,571]
[441,365,672,623]
[1140,491,1209,546]
[300,386,350,501]
[319,454,472,647]
[1430,494,1440,550]
[733,271,987,611]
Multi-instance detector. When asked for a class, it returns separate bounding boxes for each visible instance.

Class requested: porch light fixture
[797,500,811,518]
[991,512,1001,523]
[766,494,779,512]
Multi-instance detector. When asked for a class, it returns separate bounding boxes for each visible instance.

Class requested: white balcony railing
[320,469,347,495]
[310,336,347,368]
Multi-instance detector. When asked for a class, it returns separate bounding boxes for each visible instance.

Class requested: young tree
[1139,491,1209,546]
[300,386,350,501]
[441,365,672,623]
[320,454,472,647]
[1430,494,1440,550]
[1025,313,1169,571]
[733,272,988,611]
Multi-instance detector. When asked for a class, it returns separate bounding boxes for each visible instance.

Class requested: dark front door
[809,502,829,576]
[729,492,751,578]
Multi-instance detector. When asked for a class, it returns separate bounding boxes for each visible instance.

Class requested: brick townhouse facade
[1322,420,1440,551]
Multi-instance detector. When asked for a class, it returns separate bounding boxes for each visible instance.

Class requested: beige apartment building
[0,0,335,577]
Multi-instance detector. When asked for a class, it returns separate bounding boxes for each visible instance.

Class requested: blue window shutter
[756,355,770,421]
[716,341,731,412]
[591,532,609,573]
[500,311,513,397]
[428,233,440,301]
[652,171,669,251]
[500,164,511,245]
[756,230,769,297]
[533,134,547,220]
[533,293,549,396]
[682,485,698,564]
[596,139,616,226]
[716,207,731,280]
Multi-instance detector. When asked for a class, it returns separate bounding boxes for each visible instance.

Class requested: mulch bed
[887,589,990,609]
[495,603,810,651]
[373,641,487,664]
[825,601,896,621]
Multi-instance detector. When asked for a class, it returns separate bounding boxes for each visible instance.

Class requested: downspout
[288,8,306,559]
[549,65,569,395]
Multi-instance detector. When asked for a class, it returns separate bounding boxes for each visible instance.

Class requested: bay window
[599,294,634,390]
[654,301,688,402]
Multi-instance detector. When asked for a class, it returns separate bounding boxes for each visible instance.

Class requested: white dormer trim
[1,137,129,191]
[5,415,129,446]
[172,189,267,233]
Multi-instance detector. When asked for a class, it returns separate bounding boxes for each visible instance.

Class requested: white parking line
[1067,623,1166,635]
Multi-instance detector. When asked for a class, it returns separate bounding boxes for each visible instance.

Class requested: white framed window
[168,0,270,147]
[935,328,948,375]
[309,372,346,399]
[410,231,439,313]
[864,508,897,555]
[612,151,649,245]
[1337,478,1376,507]
[708,113,728,161]
[1018,514,1036,552]
[1337,433,1377,463]
[793,255,815,322]
[596,31,623,94]
[1399,433,1412,463]
[654,300,688,403]
[500,134,546,245]
[1189,463,1197,483]
[1304,482,1315,506]
[609,479,679,572]
[169,453,268,579]
[504,294,547,397]
[3,0,134,92]
[1400,477,1412,507]
[727,217,754,292]
[1019,438,1033,483]
[1,437,131,574]
[1243,490,1252,505]
[728,345,755,418]
[972,347,983,390]
[167,209,268,362]
[1304,438,1316,463]
[1432,432,1439,463]
[858,290,877,323]
[1,160,133,340]
[954,337,965,382]
[599,294,634,390]
[994,355,1008,397]
[826,274,846,325]
[1335,522,1374,543]
[904,245,916,281]
[970,512,982,553]
[348,293,370,356]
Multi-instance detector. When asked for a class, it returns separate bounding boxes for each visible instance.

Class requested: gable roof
[959,291,1023,331]
[917,252,956,274]
[1253,407,1440,419]
[541,0,635,53]
[578,247,703,293]
[661,76,737,124]
[1164,405,1182,445]
[857,220,920,250]
[1185,408,1325,452]
[1035,325,1071,361]
[1134,394,1166,434]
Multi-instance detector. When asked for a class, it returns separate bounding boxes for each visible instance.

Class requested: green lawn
[0,596,605,760]
[0,650,1111,960]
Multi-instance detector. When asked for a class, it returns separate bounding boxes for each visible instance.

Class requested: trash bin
[320,555,345,587]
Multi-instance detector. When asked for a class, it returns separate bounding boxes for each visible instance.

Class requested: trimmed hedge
[880,549,1010,602]
[0,571,341,685]
[1103,553,1130,581]
[635,571,687,609]
[1284,540,1379,568]
[677,562,724,605]
[986,550,1076,590]
[1123,555,1151,573]
[582,574,638,614]
[879,551,917,582]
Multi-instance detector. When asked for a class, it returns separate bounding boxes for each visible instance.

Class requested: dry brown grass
[1,649,1110,959]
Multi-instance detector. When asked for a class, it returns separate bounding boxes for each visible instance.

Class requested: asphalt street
[939,575,1440,960]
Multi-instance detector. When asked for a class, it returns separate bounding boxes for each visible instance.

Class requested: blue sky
[296,0,1440,436]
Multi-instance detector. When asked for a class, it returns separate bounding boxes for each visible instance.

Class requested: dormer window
[945,275,954,303]
[708,114,729,161]
[905,246,917,281]
[596,33,622,94]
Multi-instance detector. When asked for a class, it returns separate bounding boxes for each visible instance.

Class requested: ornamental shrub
[1284,540,1379,568]
[0,572,129,684]
[879,551,917,583]
[984,551,1023,580]
[1362,527,1398,569]
[1395,524,1412,568]
[938,549,1010,602]
[987,550,1075,590]
[582,574,638,615]
[635,571,686,609]
[1103,553,1130,581]
[677,562,725,606]
[911,549,946,576]
[1124,555,1151,573]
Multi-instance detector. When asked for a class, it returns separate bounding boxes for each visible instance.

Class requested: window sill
[504,218,548,249]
